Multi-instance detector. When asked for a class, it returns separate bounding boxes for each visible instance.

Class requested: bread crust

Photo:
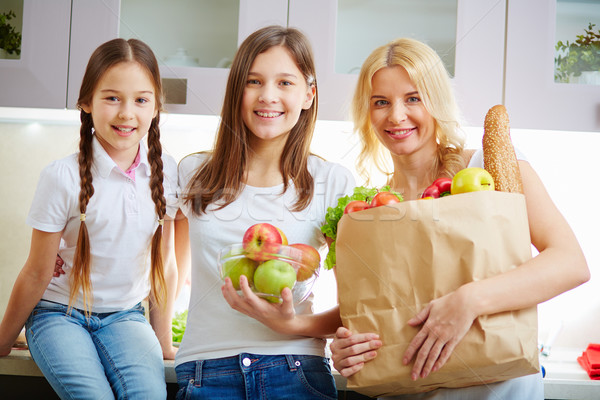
[483,105,523,193]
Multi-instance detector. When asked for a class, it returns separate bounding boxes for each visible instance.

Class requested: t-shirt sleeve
[26,160,77,233]
[323,163,356,210]
[162,154,179,219]
[177,153,206,218]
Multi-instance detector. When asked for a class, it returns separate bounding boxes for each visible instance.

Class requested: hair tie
[158,219,164,226]
[80,213,86,222]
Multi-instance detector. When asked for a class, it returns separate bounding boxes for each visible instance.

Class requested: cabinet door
[67,0,121,109]
[505,0,600,132]
[116,0,287,115]
[289,0,506,125]
[0,0,71,108]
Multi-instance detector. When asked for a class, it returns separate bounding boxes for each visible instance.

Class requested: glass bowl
[217,243,319,305]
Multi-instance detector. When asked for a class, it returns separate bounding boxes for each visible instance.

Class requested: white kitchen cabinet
[505,0,600,132]
[0,0,70,109]
[117,0,288,115]
[66,0,121,109]
[0,0,120,110]
[0,0,286,114]
[288,0,507,125]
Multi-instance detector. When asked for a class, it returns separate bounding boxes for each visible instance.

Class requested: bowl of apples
[217,223,321,304]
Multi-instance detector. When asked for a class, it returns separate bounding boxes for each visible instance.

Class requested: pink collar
[124,149,141,181]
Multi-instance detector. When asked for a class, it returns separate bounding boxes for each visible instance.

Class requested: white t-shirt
[26,135,178,313]
[175,153,355,365]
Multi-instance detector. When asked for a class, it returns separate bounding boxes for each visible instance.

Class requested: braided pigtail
[147,116,167,308]
[69,112,95,317]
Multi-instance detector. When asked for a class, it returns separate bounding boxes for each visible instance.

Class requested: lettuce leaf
[321,186,402,269]
[172,309,188,343]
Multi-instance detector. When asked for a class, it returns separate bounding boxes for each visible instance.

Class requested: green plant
[555,23,600,83]
[0,10,22,56]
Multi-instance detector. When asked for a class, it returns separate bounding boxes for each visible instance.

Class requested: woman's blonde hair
[352,38,466,184]
[185,25,318,214]
[74,38,167,316]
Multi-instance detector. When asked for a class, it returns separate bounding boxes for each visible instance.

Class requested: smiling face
[81,61,158,167]
[369,65,437,158]
[241,45,315,144]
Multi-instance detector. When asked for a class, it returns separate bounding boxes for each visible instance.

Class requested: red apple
[289,243,321,281]
[370,191,401,207]
[253,259,297,303]
[344,200,371,214]
[450,167,495,194]
[242,223,285,261]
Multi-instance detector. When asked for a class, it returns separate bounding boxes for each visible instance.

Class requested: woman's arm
[0,229,62,356]
[403,160,590,379]
[148,219,178,360]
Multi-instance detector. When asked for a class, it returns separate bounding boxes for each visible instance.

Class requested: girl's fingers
[339,362,365,378]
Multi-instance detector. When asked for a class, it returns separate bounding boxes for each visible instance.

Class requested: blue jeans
[25,300,166,400]
[175,353,337,400]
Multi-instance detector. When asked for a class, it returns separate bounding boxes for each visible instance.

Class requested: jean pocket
[294,356,337,400]
[26,301,68,325]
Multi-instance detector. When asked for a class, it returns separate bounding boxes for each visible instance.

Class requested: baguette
[483,105,523,194]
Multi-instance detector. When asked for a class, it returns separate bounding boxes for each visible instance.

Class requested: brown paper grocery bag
[336,191,539,397]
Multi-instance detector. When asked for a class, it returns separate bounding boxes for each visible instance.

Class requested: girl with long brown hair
[174,25,355,399]
[0,38,178,399]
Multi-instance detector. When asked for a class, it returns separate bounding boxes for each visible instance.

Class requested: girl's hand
[0,343,12,357]
[330,327,382,377]
[53,254,65,277]
[221,275,297,334]
[402,288,477,380]
[162,345,178,360]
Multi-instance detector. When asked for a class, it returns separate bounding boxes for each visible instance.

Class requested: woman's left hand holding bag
[402,286,478,380]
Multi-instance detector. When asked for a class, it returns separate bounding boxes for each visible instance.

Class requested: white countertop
[1,347,598,399]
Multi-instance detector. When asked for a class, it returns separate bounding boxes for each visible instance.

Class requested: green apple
[253,259,297,303]
[222,255,257,290]
[450,167,495,195]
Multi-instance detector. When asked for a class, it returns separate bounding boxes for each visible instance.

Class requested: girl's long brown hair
[185,25,318,215]
[72,38,167,316]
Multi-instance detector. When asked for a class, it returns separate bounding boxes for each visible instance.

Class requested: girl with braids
[0,38,178,399]
[329,38,589,399]
[174,25,354,399]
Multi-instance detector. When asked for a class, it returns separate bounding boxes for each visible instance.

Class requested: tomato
[344,200,371,214]
[370,192,401,208]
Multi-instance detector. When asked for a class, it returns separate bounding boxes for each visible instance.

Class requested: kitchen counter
[1,347,598,399]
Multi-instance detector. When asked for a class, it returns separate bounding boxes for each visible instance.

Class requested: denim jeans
[25,300,167,400]
[175,353,337,400]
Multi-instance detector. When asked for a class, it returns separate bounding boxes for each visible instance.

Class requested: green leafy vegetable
[172,310,188,343]
[321,186,402,269]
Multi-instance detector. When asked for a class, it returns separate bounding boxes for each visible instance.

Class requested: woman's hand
[221,275,297,334]
[402,287,477,380]
[330,327,382,377]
